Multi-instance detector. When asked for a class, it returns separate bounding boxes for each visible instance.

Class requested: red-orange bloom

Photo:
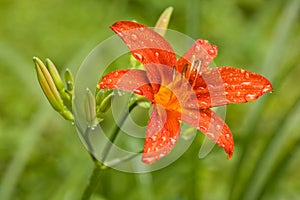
[98,21,273,164]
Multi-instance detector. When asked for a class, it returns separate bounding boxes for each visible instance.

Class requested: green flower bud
[45,58,71,102]
[84,88,98,126]
[98,92,113,113]
[154,6,173,37]
[34,57,64,111]
[64,68,74,93]
[33,57,74,121]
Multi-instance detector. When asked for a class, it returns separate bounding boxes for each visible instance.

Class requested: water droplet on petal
[262,84,272,93]
[195,45,201,52]
[198,125,207,132]
[170,138,176,144]
[241,81,251,86]
[133,53,144,61]
[245,93,258,102]
[207,132,215,139]
[107,78,112,84]
[155,52,159,57]
[208,49,216,56]
[113,71,119,77]
[245,72,250,79]
[131,34,137,40]
[133,89,143,95]
[199,101,208,107]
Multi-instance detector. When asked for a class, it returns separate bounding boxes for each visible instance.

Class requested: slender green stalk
[81,100,139,199]
[81,162,104,200]
[101,100,138,163]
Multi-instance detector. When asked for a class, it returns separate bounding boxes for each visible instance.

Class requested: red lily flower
[97,21,272,164]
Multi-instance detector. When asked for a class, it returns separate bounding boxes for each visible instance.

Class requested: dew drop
[113,71,119,77]
[116,90,125,96]
[199,101,208,107]
[245,72,250,79]
[131,34,137,40]
[195,45,201,52]
[245,93,258,102]
[107,78,112,84]
[208,49,216,56]
[170,138,176,144]
[133,89,143,95]
[155,52,159,57]
[262,84,272,93]
[133,52,143,61]
[241,81,251,86]
[240,69,245,74]
[207,132,215,139]
[198,125,207,132]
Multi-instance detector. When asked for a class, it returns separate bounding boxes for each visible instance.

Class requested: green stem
[81,162,104,200]
[101,100,138,163]
[81,100,139,199]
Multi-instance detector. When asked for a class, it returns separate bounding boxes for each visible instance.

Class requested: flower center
[154,85,181,113]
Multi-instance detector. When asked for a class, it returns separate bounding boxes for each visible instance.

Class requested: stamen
[191,58,202,88]
[181,64,188,79]
[172,66,177,81]
[187,55,196,81]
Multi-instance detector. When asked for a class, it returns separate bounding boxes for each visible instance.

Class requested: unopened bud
[154,6,173,37]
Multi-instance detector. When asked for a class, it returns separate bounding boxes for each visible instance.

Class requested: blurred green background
[1,0,300,199]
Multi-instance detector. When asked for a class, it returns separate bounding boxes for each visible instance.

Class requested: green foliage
[1,0,299,199]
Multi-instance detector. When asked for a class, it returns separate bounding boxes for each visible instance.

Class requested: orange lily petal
[110,21,177,93]
[142,105,181,164]
[181,108,234,158]
[217,66,273,104]
[181,67,273,109]
[98,69,154,101]
[176,39,218,75]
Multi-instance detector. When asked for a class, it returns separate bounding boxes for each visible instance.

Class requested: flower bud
[154,6,173,37]
[64,68,74,93]
[98,92,113,113]
[84,88,98,126]
[33,57,74,121]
